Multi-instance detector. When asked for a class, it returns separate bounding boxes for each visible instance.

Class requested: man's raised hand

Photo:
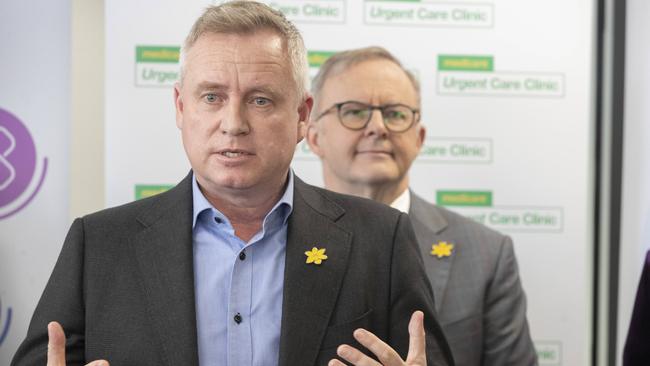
[328,310,427,366]
[47,322,109,366]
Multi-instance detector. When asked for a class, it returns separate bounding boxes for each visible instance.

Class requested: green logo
[364,1,493,27]
[135,184,173,200]
[453,207,564,233]
[135,45,180,87]
[308,51,336,68]
[535,341,561,365]
[264,1,346,23]
[437,54,565,97]
[436,190,492,207]
[438,55,493,72]
[417,138,492,164]
[136,46,180,63]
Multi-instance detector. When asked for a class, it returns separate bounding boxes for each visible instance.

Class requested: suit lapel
[409,193,455,313]
[132,173,199,366]
[278,179,352,366]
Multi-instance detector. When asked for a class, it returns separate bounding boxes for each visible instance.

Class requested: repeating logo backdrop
[105,1,596,365]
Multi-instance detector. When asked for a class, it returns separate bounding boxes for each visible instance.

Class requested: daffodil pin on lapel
[431,241,454,259]
[305,247,328,265]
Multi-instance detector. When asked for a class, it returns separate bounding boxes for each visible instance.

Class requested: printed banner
[105,1,596,365]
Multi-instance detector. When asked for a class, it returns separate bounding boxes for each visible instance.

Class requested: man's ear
[174,82,184,129]
[296,94,314,143]
[416,123,426,148]
[305,120,325,158]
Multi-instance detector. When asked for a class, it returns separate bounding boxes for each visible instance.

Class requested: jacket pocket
[320,308,374,350]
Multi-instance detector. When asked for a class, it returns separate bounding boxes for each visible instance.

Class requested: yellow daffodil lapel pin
[431,241,454,259]
[305,247,328,265]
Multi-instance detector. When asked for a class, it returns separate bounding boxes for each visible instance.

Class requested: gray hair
[311,46,420,110]
[180,1,309,97]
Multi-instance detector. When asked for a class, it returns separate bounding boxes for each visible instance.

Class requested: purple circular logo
[0,108,47,219]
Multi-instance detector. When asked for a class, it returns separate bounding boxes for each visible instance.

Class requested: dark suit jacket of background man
[12,173,455,366]
[409,193,536,366]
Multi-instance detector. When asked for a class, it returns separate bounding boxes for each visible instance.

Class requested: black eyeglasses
[314,101,420,133]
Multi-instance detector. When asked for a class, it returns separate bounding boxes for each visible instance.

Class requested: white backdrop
[105,1,597,365]
[0,1,71,364]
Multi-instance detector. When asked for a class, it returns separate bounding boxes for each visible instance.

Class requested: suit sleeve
[389,213,455,366]
[482,236,537,366]
[11,218,87,366]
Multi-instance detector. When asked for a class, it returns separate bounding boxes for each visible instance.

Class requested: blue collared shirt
[192,172,294,366]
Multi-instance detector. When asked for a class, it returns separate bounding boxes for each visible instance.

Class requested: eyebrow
[192,81,287,100]
[247,85,284,97]
[194,81,228,92]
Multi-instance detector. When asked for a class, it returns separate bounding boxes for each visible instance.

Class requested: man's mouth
[357,150,393,155]
[217,149,253,158]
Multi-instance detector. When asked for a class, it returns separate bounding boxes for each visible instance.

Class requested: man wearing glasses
[306,47,537,366]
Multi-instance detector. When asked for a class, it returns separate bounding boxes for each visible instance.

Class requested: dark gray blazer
[409,193,536,366]
[12,174,454,366]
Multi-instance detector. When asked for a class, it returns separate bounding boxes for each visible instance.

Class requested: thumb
[405,311,427,364]
[47,321,66,366]
[86,360,110,366]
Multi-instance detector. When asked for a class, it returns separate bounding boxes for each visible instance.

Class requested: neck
[197,171,289,242]
[324,175,409,206]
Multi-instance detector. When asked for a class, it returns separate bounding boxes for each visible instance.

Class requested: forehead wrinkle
[184,31,294,98]
[325,64,417,107]
[236,66,286,96]
[189,59,287,95]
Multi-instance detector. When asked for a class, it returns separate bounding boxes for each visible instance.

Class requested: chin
[353,171,399,186]
[198,172,253,191]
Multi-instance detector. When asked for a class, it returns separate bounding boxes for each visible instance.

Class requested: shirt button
[239,251,246,261]
[234,313,242,324]
[214,217,223,224]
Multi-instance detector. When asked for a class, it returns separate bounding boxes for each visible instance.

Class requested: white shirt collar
[389,188,410,213]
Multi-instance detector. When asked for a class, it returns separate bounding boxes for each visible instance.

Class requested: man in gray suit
[306,46,537,366]
[12,3,454,366]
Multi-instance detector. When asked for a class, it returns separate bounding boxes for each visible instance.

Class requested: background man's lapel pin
[431,241,454,259]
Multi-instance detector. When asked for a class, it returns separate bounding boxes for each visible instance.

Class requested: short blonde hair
[311,46,420,110]
[180,1,309,97]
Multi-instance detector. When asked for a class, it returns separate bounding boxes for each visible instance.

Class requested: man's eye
[253,97,271,106]
[385,110,407,120]
[342,109,368,118]
[204,94,217,103]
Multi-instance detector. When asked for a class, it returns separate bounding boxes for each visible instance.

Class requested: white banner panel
[0,1,71,364]
[105,1,596,365]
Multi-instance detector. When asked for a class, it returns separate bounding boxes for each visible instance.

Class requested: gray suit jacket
[12,174,454,366]
[409,193,536,366]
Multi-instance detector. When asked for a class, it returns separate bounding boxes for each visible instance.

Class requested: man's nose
[219,100,250,136]
[364,109,389,137]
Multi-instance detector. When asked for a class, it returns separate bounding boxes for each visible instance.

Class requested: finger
[328,359,347,366]
[352,329,403,365]
[337,344,382,366]
[405,311,427,364]
[47,322,66,366]
[86,360,110,366]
